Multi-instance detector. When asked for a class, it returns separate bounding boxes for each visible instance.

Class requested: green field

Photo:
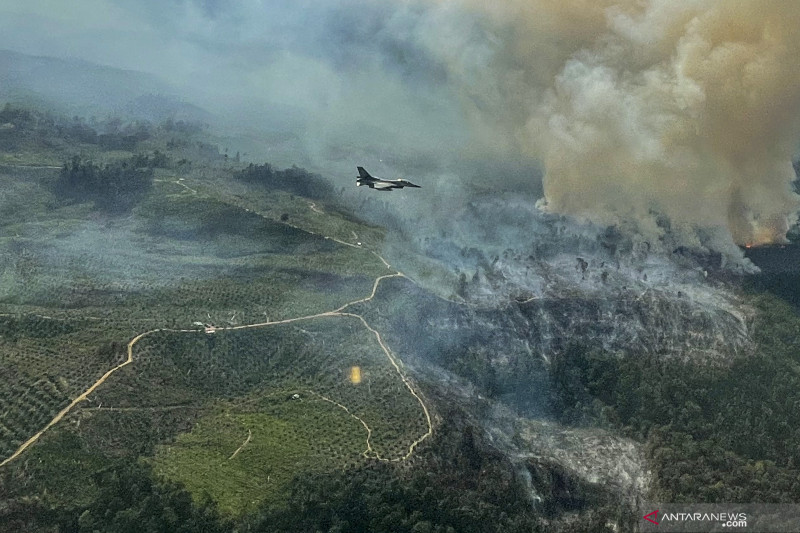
[90,317,431,512]
[0,121,431,521]
[152,399,366,515]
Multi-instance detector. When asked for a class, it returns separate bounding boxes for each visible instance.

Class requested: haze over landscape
[1,1,800,532]
[3,1,799,252]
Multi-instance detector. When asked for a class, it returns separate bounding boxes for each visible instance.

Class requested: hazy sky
[0,1,475,175]
[2,0,799,252]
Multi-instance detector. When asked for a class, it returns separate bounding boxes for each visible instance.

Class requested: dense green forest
[0,104,151,152]
[55,154,159,212]
[550,294,800,503]
[236,163,335,201]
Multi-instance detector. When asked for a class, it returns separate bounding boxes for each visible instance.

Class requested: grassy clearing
[152,396,366,515]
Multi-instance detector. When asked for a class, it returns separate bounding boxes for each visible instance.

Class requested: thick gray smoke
[420,0,800,247]
[2,0,799,251]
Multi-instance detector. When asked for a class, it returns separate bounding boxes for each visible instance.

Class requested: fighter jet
[356,167,420,190]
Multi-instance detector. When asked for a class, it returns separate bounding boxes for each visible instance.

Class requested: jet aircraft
[356,167,420,190]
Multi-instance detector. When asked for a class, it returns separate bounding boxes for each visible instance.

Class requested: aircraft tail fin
[357,166,372,179]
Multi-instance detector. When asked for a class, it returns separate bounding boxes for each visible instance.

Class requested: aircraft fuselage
[356,166,420,190]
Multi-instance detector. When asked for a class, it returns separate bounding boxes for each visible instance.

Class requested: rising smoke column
[423,0,800,247]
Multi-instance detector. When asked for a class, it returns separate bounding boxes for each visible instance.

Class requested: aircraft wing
[372,181,395,190]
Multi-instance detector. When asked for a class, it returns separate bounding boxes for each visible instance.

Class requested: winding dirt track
[0,209,434,466]
[0,326,193,468]
[228,429,252,460]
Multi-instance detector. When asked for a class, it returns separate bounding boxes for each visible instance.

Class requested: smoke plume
[422,0,800,247]
[3,1,800,249]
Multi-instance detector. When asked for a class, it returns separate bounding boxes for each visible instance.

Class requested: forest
[0,104,151,152]
[2,101,798,532]
[55,154,157,212]
[236,163,335,201]
[549,293,800,503]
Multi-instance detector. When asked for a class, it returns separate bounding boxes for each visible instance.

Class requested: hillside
[0,49,208,122]
[0,107,435,526]
[1,105,799,533]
